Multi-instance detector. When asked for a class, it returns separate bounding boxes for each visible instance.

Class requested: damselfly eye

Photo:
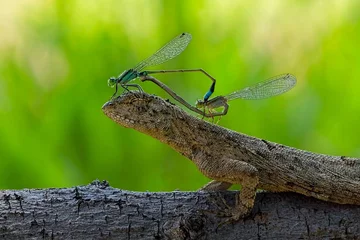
[108,77,116,87]
[195,100,204,108]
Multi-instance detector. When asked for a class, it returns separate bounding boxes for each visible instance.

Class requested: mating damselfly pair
[108,33,296,120]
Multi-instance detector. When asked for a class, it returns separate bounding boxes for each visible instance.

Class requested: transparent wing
[133,33,192,72]
[225,74,296,101]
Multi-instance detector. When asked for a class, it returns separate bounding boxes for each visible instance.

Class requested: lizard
[102,90,360,221]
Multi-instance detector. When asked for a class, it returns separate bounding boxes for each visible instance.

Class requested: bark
[0,180,359,240]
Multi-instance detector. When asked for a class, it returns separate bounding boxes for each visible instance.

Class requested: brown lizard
[102,90,360,220]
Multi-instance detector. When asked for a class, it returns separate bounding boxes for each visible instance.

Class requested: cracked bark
[1,180,360,239]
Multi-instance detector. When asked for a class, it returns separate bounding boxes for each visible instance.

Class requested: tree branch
[1,180,360,239]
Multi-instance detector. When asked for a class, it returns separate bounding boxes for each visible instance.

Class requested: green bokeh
[1,0,359,190]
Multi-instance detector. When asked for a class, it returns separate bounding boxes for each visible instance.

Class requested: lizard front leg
[200,180,232,191]
[197,158,259,221]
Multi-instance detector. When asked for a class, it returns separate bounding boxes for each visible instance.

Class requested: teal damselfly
[108,33,216,98]
[141,74,296,121]
[195,73,296,118]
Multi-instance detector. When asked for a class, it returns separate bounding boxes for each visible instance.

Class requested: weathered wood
[1,181,360,239]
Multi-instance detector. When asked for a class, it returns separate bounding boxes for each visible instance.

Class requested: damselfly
[141,74,296,121]
[195,74,296,119]
[108,33,215,98]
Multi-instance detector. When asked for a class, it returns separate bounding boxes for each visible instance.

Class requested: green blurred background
[1,0,360,190]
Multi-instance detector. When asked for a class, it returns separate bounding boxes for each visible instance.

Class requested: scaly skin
[102,92,360,219]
